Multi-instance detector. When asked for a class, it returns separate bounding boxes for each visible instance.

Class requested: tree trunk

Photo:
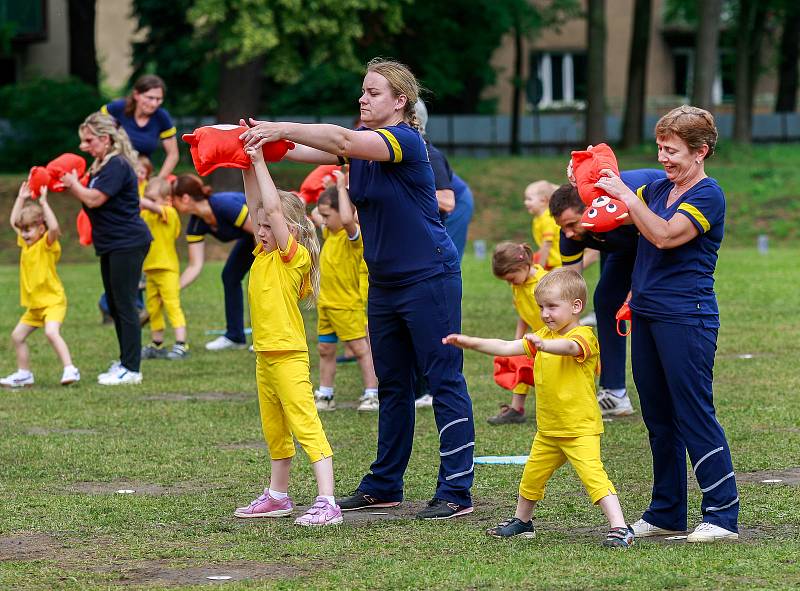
[586,0,606,145]
[775,5,800,112]
[733,0,764,142]
[211,53,265,191]
[621,0,651,148]
[67,0,98,88]
[510,25,523,155]
[692,0,722,111]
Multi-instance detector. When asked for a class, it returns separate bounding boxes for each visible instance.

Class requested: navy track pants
[594,252,635,390]
[222,236,256,344]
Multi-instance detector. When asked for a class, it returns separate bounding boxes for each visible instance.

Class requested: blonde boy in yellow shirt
[139,177,187,359]
[2,183,79,387]
[443,267,634,548]
[523,180,562,270]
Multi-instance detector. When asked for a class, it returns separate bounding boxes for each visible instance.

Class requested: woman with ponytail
[240,58,475,521]
[62,112,152,385]
[171,174,256,351]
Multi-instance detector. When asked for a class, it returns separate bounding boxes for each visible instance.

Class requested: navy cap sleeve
[373,124,426,163]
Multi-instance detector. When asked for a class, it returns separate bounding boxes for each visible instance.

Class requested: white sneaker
[580,311,597,326]
[0,369,34,388]
[205,336,248,351]
[357,394,379,412]
[98,366,142,386]
[687,522,739,543]
[631,518,682,537]
[314,390,336,411]
[61,366,80,385]
[597,389,634,417]
[98,360,121,380]
[415,393,433,409]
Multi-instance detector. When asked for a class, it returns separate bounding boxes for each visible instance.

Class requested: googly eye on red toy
[581,196,630,232]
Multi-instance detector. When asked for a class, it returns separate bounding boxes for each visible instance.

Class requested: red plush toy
[76,209,93,246]
[581,195,630,232]
[46,153,87,191]
[615,301,632,337]
[298,164,341,204]
[571,143,620,205]
[493,354,535,391]
[27,166,52,199]
[182,125,295,176]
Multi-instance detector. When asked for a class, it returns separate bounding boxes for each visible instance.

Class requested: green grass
[1,244,799,590]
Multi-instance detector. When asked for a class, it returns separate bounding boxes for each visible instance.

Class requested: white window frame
[535,52,582,108]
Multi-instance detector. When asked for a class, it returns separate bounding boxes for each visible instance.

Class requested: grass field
[1,239,799,589]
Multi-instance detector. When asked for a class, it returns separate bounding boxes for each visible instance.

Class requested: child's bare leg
[150,328,165,343]
[43,322,73,367]
[597,493,627,529]
[269,457,292,493]
[318,342,337,387]
[514,496,537,522]
[511,392,527,413]
[347,337,377,389]
[174,326,186,343]
[311,456,334,497]
[11,323,36,370]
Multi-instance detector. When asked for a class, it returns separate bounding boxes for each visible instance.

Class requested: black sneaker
[602,525,635,548]
[486,404,526,425]
[487,517,536,538]
[415,498,474,520]
[337,489,400,512]
[141,343,167,359]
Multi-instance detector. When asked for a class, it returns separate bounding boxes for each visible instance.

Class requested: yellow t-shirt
[523,325,601,437]
[532,210,562,268]
[318,226,364,310]
[248,235,311,352]
[18,235,65,309]
[141,205,181,273]
[511,265,548,330]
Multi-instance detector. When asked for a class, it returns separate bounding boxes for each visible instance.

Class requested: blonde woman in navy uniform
[241,58,475,520]
[596,105,739,542]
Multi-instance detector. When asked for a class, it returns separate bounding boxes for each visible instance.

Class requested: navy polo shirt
[185,192,250,243]
[559,168,667,264]
[102,99,177,158]
[85,155,152,255]
[347,123,459,287]
[630,177,725,326]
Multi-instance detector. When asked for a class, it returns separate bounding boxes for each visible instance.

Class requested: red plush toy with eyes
[581,195,630,232]
[571,143,629,232]
[183,125,295,176]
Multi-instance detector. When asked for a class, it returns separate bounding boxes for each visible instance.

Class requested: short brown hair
[654,105,717,160]
[492,241,533,277]
[534,267,587,305]
[317,186,339,210]
[549,183,584,218]
[16,201,44,229]
[172,174,212,201]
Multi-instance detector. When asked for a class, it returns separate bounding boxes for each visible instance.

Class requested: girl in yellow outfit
[487,242,548,425]
[232,140,341,527]
[139,177,188,359]
[2,183,79,388]
[443,268,634,548]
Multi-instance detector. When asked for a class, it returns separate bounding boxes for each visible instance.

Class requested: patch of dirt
[0,533,63,561]
[66,480,222,495]
[141,392,250,402]
[217,441,266,451]
[95,559,300,586]
[737,467,800,485]
[25,427,97,436]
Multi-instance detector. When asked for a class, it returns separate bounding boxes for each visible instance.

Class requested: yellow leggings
[145,270,185,332]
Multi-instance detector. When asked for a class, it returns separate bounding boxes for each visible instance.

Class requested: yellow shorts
[317,306,367,342]
[145,270,186,332]
[256,351,333,462]
[519,432,617,504]
[20,301,67,327]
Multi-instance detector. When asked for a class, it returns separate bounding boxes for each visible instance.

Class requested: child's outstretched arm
[9,182,30,232]
[247,146,291,250]
[529,333,580,356]
[38,191,61,245]
[332,167,358,237]
[443,333,526,357]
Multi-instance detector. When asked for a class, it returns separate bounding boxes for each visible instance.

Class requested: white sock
[18,369,32,377]
[319,494,336,506]
[269,488,288,499]
[364,388,378,398]
[319,386,334,398]
[64,365,77,372]
[608,388,627,398]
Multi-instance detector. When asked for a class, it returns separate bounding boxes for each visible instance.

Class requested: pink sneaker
[233,488,293,518]
[294,496,343,527]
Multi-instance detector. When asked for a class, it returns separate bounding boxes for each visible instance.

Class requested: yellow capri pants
[145,269,186,332]
[317,306,367,342]
[256,350,333,462]
[20,301,67,328]
[519,432,617,505]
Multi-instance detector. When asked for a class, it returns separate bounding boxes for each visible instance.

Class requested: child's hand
[38,187,49,203]
[332,168,347,189]
[245,145,265,164]
[442,334,472,349]
[524,333,543,351]
[17,181,31,200]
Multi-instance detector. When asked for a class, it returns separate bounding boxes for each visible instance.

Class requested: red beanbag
[493,355,535,391]
[571,143,620,206]
[76,208,92,246]
[615,301,632,337]
[182,125,295,176]
[581,195,629,232]
[27,166,52,199]
[47,153,87,191]
[298,164,341,204]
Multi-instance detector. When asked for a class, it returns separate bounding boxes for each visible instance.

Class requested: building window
[531,51,587,108]
[673,48,733,104]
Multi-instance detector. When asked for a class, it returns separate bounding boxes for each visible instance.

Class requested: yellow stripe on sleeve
[636,185,646,202]
[561,251,583,263]
[678,203,711,233]
[375,129,403,162]
[186,234,204,243]
[234,204,249,228]
[100,104,109,115]
[160,126,177,140]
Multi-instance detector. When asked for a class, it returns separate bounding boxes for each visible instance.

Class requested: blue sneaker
[603,526,635,548]
[486,517,535,538]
